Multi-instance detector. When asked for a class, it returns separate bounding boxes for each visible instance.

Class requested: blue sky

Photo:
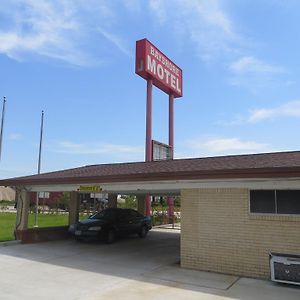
[1,0,300,179]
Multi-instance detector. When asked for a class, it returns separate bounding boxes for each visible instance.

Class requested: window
[276,190,300,214]
[129,210,140,218]
[250,190,300,215]
[250,190,276,213]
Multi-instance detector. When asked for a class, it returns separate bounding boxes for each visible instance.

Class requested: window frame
[249,189,300,216]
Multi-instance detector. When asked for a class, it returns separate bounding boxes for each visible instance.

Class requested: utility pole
[34,110,44,227]
[0,97,7,161]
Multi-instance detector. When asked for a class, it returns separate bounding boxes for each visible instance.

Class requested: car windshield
[89,210,116,220]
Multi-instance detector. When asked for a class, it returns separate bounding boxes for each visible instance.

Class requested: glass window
[276,190,300,214]
[250,190,276,213]
[90,209,116,220]
[129,209,141,218]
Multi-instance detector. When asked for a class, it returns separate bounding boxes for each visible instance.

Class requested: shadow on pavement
[1,228,299,300]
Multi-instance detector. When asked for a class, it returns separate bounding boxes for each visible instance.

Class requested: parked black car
[69,208,152,243]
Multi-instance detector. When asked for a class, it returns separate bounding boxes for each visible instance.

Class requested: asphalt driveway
[0,228,299,300]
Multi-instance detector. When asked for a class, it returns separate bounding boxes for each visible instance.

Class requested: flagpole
[34,110,44,227]
[38,110,44,174]
[0,97,7,161]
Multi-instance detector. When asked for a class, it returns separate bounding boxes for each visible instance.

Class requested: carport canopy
[2,150,300,194]
[2,150,300,241]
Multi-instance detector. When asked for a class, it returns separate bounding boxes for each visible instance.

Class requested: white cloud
[149,1,286,92]
[97,27,131,57]
[177,136,270,157]
[149,0,239,61]
[149,0,167,23]
[0,0,129,65]
[202,137,268,153]
[8,133,23,140]
[284,80,296,87]
[122,0,141,13]
[229,56,284,74]
[217,100,300,126]
[0,1,83,65]
[248,100,300,123]
[228,56,285,92]
[55,141,144,156]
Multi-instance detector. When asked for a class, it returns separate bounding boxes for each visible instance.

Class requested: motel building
[1,151,300,282]
[1,39,300,284]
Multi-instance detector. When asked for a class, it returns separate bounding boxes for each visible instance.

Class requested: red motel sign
[135,39,183,98]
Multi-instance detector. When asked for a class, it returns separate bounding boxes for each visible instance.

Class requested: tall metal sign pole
[167,94,175,222]
[169,94,174,157]
[136,39,183,217]
[0,97,7,161]
[144,79,153,216]
[145,79,153,161]
[34,110,44,227]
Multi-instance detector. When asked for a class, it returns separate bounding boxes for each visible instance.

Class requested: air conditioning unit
[270,253,300,285]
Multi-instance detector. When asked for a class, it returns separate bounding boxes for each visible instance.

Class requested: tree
[118,195,137,209]
[58,192,71,211]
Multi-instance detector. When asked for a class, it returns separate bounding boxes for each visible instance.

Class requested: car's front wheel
[138,225,148,238]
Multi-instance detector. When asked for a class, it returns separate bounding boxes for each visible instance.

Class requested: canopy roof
[1,151,300,187]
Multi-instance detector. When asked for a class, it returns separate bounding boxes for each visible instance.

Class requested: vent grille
[270,253,300,285]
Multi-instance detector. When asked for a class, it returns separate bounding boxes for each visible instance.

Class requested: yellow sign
[78,185,102,193]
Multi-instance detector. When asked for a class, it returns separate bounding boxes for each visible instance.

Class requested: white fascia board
[21,177,300,193]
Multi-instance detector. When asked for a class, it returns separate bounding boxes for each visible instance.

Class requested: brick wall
[181,188,300,279]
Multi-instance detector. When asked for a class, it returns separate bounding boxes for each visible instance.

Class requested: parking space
[0,228,299,300]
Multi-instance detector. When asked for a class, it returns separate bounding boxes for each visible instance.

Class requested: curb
[153,225,181,230]
[0,240,22,247]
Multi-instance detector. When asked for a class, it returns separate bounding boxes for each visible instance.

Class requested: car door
[127,209,143,233]
[117,209,134,234]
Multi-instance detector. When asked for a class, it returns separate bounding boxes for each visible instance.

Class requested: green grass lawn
[27,213,69,228]
[0,213,16,241]
[0,212,69,242]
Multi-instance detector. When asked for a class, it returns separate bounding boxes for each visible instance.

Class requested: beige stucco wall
[181,188,300,279]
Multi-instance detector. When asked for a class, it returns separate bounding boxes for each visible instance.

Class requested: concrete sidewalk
[0,228,299,300]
